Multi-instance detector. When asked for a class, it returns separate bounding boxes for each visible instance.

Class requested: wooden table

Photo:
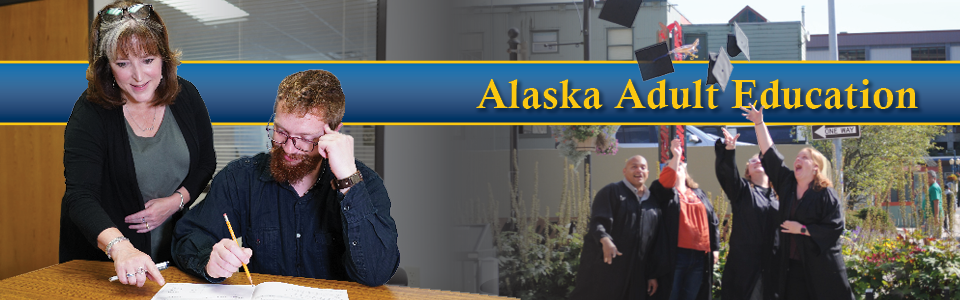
[0,260,513,299]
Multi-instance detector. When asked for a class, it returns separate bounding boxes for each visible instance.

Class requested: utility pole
[583,0,591,61]
[828,0,843,201]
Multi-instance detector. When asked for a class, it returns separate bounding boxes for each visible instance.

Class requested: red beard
[269,146,322,184]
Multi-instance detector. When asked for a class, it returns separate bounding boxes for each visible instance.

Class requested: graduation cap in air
[707,47,734,92]
[727,22,750,60]
[599,0,642,28]
[634,42,674,81]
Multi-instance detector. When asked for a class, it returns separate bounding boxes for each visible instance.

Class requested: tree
[803,125,944,209]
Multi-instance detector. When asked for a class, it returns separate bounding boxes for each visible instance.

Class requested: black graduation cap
[634,42,674,81]
[599,0,643,28]
[708,47,734,92]
[726,22,750,60]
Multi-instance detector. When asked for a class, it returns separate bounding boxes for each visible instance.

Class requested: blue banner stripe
[0,62,956,123]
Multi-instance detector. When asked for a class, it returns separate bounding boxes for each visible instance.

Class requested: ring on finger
[137,267,146,274]
[141,217,145,223]
[146,223,151,230]
[126,273,135,277]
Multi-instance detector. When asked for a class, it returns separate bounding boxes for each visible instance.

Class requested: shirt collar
[621,178,650,201]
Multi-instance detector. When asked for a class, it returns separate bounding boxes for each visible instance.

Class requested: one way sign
[811,125,861,140]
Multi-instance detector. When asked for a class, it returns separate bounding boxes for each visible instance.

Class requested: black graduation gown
[761,146,854,300]
[570,181,664,300]
[649,180,720,300]
[714,140,781,300]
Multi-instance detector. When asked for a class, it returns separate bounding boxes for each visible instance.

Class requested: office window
[531,31,559,54]
[145,0,381,178]
[607,28,633,61]
[839,49,865,61]
[912,47,946,61]
[152,0,377,60]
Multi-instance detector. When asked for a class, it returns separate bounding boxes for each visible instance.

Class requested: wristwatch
[800,226,807,234]
[331,170,363,190]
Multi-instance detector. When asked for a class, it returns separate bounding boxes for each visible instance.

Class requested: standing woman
[60,0,216,287]
[650,138,720,300]
[741,104,854,300]
[714,128,780,300]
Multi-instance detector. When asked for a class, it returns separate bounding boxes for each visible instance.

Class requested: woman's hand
[740,103,763,124]
[720,128,740,150]
[111,241,165,287]
[669,137,683,163]
[124,190,185,233]
[780,220,809,236]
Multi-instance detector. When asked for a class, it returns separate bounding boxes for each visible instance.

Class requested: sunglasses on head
[99,3,153,23]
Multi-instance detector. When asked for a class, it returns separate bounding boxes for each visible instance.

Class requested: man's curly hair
[274,70,346,129]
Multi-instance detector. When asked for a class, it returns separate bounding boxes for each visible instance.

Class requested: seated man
[172,70,399,287]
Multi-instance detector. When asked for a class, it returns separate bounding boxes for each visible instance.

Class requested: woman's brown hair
[86,0,180,109]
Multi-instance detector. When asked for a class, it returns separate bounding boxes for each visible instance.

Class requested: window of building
[838,49,865,61]
[616,125,658,145]
[607,28,633,60]
[519,125,551,137]
[531,31,559,54]
[683,33,707,61]
[911,47,946,61]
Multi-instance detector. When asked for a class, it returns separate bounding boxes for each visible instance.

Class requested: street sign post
[810,125,861,207]
[811,125,861,140]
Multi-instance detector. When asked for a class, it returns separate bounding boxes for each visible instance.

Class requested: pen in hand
[109,261,169,282]
[225,213,255,287]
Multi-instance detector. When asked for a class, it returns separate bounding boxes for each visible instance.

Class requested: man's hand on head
[316,124,357,180]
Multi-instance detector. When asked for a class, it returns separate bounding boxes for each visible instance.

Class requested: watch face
[800,227,806,234]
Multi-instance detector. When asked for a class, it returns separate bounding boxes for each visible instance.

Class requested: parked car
[616,125,754,148]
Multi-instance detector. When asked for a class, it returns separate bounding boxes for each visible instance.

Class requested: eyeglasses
[99,4,153,23]
[265,114,322,152]
[748,158,761,164]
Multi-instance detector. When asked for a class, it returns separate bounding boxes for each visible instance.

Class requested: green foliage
[498,224,584,300]
[799,125,944,209]
[495,158,594,300]
[845,206,897,232]
[844,229,960,299]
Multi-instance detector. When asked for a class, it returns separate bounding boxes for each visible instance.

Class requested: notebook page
[252,282,349,300]
[152,283,256,300]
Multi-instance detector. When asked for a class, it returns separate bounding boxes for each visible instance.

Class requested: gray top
[126,106,189,260]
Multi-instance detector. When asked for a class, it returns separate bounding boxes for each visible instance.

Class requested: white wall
[805,49,831,61]
[383,126,466,291]
[870,47,911,61]
[385,0,459,60]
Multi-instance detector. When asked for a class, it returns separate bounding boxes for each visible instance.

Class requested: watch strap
[331,170,363,190]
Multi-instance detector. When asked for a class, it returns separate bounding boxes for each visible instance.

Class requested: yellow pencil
[224,213,254,286]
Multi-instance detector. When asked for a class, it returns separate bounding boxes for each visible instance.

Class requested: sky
[670,0,960,35]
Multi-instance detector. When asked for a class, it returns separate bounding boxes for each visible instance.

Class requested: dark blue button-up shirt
[172,153,399,286]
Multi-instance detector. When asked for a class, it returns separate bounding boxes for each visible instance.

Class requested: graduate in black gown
[715,128,780,300]
[741,105,854,300]
[570,155,665,300]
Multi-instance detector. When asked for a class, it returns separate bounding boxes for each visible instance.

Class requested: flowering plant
[550,125,620,165]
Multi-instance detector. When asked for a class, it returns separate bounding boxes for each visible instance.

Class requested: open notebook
[152,282,349,300]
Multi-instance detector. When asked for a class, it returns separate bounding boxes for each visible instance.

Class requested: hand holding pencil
[204,214,254,286]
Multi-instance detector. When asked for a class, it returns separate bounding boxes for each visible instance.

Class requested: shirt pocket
[249,227,281,275]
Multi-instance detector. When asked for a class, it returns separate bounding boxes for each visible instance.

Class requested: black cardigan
[60,77,216,263]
